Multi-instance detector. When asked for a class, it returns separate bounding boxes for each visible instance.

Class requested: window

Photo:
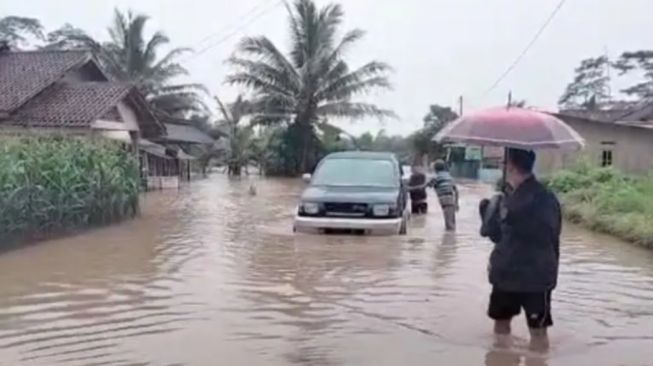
[312,158,398,187]
[601,149,613,167]
[600,141,615,167]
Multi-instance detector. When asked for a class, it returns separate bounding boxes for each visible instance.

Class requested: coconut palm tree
[226,0,394,174]
[46,9,206,117]
[213,95,258,176]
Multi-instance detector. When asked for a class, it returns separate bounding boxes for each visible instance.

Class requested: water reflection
[0,175,651,365]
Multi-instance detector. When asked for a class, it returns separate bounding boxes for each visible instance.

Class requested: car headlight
[372,204,390,217]
[302,202,320,215]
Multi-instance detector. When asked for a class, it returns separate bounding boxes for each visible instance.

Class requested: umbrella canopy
[434,107,585,150]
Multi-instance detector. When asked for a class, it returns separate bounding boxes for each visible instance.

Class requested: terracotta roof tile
[10,81,132,127]
[0,50,90,113]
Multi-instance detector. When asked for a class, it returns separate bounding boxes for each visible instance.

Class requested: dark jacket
[408,172,428,203]
[480,176,561,292]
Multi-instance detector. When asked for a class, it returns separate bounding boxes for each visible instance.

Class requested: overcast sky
[2,0,652,135]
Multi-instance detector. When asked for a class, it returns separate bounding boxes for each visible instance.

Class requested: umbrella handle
[501,147,508,193]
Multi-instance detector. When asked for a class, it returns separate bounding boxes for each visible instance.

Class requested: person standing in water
[479,148,561,350]
[431,160,458,231]
[407,164,429,214]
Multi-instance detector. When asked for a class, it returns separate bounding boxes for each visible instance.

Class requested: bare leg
[529,328,550,352]
[494,319,511,335]
[492,320,513,351]
[444,206,456,231]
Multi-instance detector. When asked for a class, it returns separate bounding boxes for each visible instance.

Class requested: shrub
[548,163,653,248]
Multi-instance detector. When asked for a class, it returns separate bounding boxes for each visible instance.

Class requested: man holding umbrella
[434,106,583,349]
[480,148,561,349]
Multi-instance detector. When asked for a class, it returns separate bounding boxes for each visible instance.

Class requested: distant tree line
[559,50,653,111]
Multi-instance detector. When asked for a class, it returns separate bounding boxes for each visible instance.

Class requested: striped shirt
[430,171,458,207]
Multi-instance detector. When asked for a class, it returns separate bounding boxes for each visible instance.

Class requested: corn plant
[0,137,140,241]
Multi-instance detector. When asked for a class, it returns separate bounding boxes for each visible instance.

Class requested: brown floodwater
[0,176,652,366]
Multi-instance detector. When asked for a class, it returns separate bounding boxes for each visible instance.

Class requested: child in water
[407,164,429,214]
[430,160,459,231]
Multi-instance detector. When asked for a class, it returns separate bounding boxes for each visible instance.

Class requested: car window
[312,158,398,187]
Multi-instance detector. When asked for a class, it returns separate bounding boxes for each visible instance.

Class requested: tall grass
[0,137,140,242]
[546,161,653,248]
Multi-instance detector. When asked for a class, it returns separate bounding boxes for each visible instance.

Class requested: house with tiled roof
[537,102,653,175]
[0,49,163,139]
[0,48,213,189]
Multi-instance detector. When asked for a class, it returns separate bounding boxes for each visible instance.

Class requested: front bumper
[293,215,403,235]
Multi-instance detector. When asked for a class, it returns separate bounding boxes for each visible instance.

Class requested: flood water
[0,176,652,366]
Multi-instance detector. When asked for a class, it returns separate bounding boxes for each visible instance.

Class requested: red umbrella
[434,107,585,150]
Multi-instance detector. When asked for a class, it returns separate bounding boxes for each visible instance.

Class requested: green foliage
[548,163,653,248]
[408,104,458,163]
[226,0,394,173]
[0,137,140,241]
[212,95,257,176]
[614,50,653,99]
[558,56,612,109]
[258,126,302,176]
[46,9,207,117]
[0,16,44,48]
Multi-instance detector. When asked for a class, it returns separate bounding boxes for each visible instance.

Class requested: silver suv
[293,151,409,235]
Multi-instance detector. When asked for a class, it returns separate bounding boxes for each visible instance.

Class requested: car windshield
[311,158,398,187]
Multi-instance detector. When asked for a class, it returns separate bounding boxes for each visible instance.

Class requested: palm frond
[236,37,299,84]
[315,29,364,78]
[317,61,392,101]
[150,47,191,72]
[214,95,232,124]
[143,31,170,65]
[226,72,297,101]
[152,83,209,95]
[108,9,129,48]
[125,14,150,77]
[316,102,396,121]
[228,56,300,96]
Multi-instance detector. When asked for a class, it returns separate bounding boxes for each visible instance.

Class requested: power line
[482,0,568,96]
[191,0,277,49]
[184,0,284,63]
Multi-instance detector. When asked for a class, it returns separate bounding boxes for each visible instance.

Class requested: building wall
[537,117,653,176]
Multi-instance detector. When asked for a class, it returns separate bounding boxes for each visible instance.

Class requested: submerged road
[0,175,651,365]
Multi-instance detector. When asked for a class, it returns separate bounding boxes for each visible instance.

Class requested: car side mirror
[302,173,312,183]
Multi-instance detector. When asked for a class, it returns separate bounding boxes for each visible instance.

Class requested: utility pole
[507,91,513,108]
[458,95,463,116]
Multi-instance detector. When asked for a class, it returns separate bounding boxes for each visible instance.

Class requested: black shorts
[488,288,553,329]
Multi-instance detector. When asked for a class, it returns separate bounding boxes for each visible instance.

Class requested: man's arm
[480,195,503,243]
[407,174,428,190]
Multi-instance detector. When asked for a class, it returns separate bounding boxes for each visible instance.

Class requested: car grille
[324,202,368,217]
